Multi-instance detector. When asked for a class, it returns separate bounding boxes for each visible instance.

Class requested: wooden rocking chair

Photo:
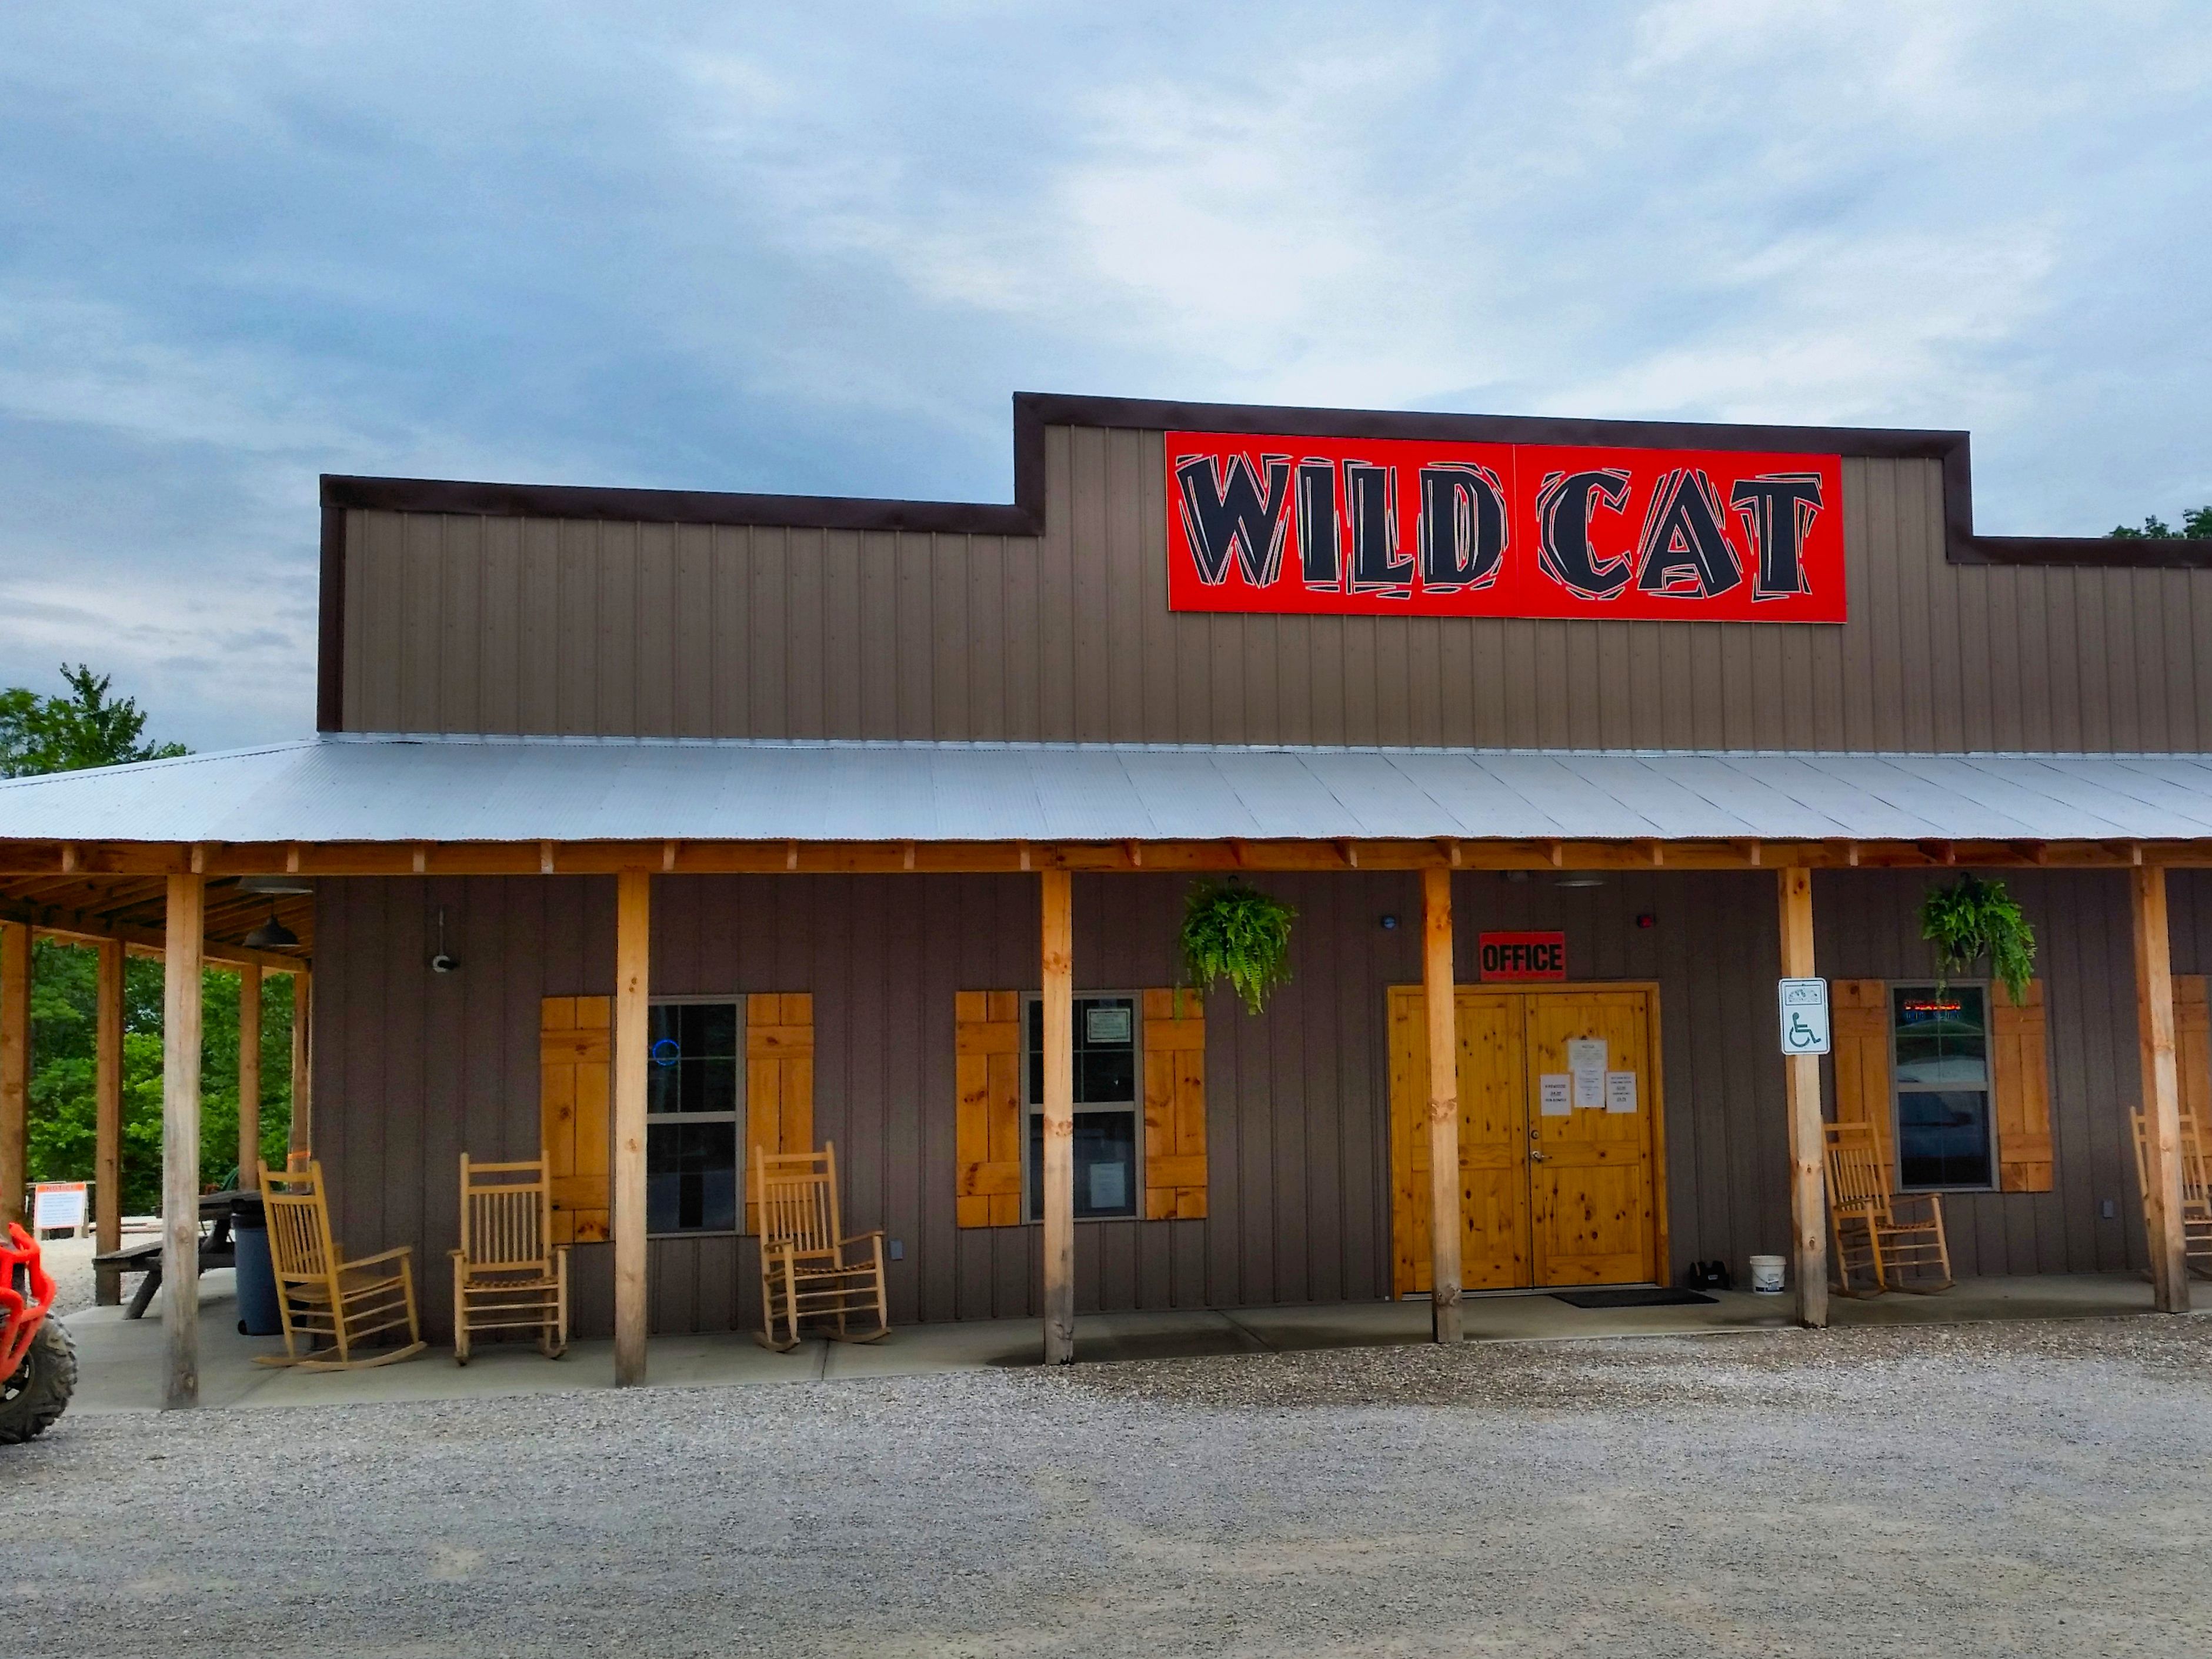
[256,1159,427,1368]
[1823,1121,1954,1295]
[753,1143,889,1351]
[2130,1108,2212,1278]
[451,1153,569,1363]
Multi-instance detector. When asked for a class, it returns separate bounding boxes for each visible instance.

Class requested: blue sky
[1,2,2207,749]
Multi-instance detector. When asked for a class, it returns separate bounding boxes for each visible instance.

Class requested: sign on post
[32,1181,89,1236]
[1777,978,1830,1056]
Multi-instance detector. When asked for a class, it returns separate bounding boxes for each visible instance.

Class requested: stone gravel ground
[8,1317,2212,1658]
[34,1233,100,1316]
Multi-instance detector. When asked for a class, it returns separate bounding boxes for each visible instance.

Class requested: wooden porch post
[1040,868,1075,1364]
[612,868,652,1386]
[1420,867,1463,1343]
[289,967,313,1154]
[2131,866,2190,1313]
[237,964,262,1186]
[0,920,27,1231]
[95,939,125,1304]
[163,874,206,1408]
[1778,868,1829,1329]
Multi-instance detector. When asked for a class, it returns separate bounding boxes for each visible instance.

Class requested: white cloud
[0,1,2207,743]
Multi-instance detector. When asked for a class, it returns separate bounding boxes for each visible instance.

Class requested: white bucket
[1748,1254,1786,1294]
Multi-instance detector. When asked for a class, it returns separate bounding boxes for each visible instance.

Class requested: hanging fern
[1919,875,2036,1006]
[1178,878,1296,1014]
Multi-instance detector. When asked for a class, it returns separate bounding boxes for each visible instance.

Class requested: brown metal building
[4,393,2210,1403]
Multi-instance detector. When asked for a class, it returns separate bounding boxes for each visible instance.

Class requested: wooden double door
[1390,984,1665,1295]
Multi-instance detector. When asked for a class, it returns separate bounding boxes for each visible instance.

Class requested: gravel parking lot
[8,1316,2211,1657]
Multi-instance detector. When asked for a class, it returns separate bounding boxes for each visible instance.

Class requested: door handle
[1529,1150,1546,1163]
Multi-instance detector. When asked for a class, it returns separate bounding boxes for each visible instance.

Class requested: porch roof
[3,733,2212,846]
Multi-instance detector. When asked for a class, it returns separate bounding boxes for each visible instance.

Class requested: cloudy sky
[1,2,2207,749]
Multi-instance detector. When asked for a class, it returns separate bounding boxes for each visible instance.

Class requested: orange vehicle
[1,1222,74,1444]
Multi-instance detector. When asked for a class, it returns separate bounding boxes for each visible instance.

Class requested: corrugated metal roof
[2,735,2210,844]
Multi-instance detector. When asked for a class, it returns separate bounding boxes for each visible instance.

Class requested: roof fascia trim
[316,392,2212,572]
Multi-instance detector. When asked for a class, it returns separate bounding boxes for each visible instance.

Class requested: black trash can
[231,1194,282,1336]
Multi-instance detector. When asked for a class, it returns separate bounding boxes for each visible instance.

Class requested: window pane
[1027,1109,1140,1220]
[1027,998,1043,1106]
[1893,986,1987,1086]
[648,1120,738,1233]
[1028,994,1139,1106]
[1897,1090,1992,1189]
[648,1003,741,1116]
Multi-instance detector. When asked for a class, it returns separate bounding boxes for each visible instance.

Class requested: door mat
[1550,1287,1717,1309]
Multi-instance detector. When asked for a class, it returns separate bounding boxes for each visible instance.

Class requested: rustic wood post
[1039,867,1076,1364]
[1420,867,1463,1343]
[0,920,27,1231]
[1778,867,1829,1329]
[163,874,206,1408]
[612,867,652,1385]
[289,967,313,1154]
[95,939,125,1304]
[237,964,262,1186]
[2131,866,2190,1313]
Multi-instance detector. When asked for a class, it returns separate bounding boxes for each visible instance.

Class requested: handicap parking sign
[1777,978,1830,1056]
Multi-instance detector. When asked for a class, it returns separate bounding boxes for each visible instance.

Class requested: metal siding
[311,861,2168,1338]
[329,443,2211,755]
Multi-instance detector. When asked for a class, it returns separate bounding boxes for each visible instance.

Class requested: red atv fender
[0,1221,55,1380]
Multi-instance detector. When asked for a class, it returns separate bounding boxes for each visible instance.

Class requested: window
[1891,984,1994,1190]
[1024,994,1141,1220]
[646,1000,741,1233]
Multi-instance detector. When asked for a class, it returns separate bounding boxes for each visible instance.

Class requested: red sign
[1166,430,1845,623]
[1480,932,1567,981]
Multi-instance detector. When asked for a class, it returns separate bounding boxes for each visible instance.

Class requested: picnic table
[94,1190,246,1318]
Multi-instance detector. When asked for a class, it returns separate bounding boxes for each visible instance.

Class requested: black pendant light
[243,905,299,951]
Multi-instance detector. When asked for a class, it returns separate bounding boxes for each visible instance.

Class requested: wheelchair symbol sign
[1777,978,1830,1055]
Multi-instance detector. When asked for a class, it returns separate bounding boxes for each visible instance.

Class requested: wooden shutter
[541,995,611,1245]
[1830,980,1894,1179]
[1992,979,2053,1192]
[1142,989,1208,1219]
[955,991,1023,1227]
[745,993,814,1234]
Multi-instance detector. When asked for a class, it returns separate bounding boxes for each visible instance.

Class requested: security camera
[431,952,460,974]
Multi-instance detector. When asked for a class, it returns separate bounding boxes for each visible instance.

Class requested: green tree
[2110,505,2212,539]
[5,663,295,1208]
[0,662,188,776]
[22,943,293,1211]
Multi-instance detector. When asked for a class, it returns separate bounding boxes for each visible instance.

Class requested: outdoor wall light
[429,906,461,974]
[1556,874,1605,889]
[1378,914,1399,930]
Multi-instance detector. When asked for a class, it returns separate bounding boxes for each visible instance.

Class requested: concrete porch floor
[59,1268,2179,1414]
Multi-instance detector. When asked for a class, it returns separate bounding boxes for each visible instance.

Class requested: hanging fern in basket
[1178,878,1296,1015]
[1919,874,2036,1006]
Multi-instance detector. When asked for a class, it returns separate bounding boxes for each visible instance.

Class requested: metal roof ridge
[0,736,320,786]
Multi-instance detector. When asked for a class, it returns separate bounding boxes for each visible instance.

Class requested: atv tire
[0,1317,76,1444]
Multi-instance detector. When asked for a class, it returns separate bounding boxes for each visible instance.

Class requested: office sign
[1778,978,1831,1056]
[1480,931,1567,981]
[1166,430,1845,623]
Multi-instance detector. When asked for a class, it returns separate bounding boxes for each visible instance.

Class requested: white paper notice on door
[1539,1073,1572,1117]
[1567,1039,1607,1109]
[1605,1071,1638,1114]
